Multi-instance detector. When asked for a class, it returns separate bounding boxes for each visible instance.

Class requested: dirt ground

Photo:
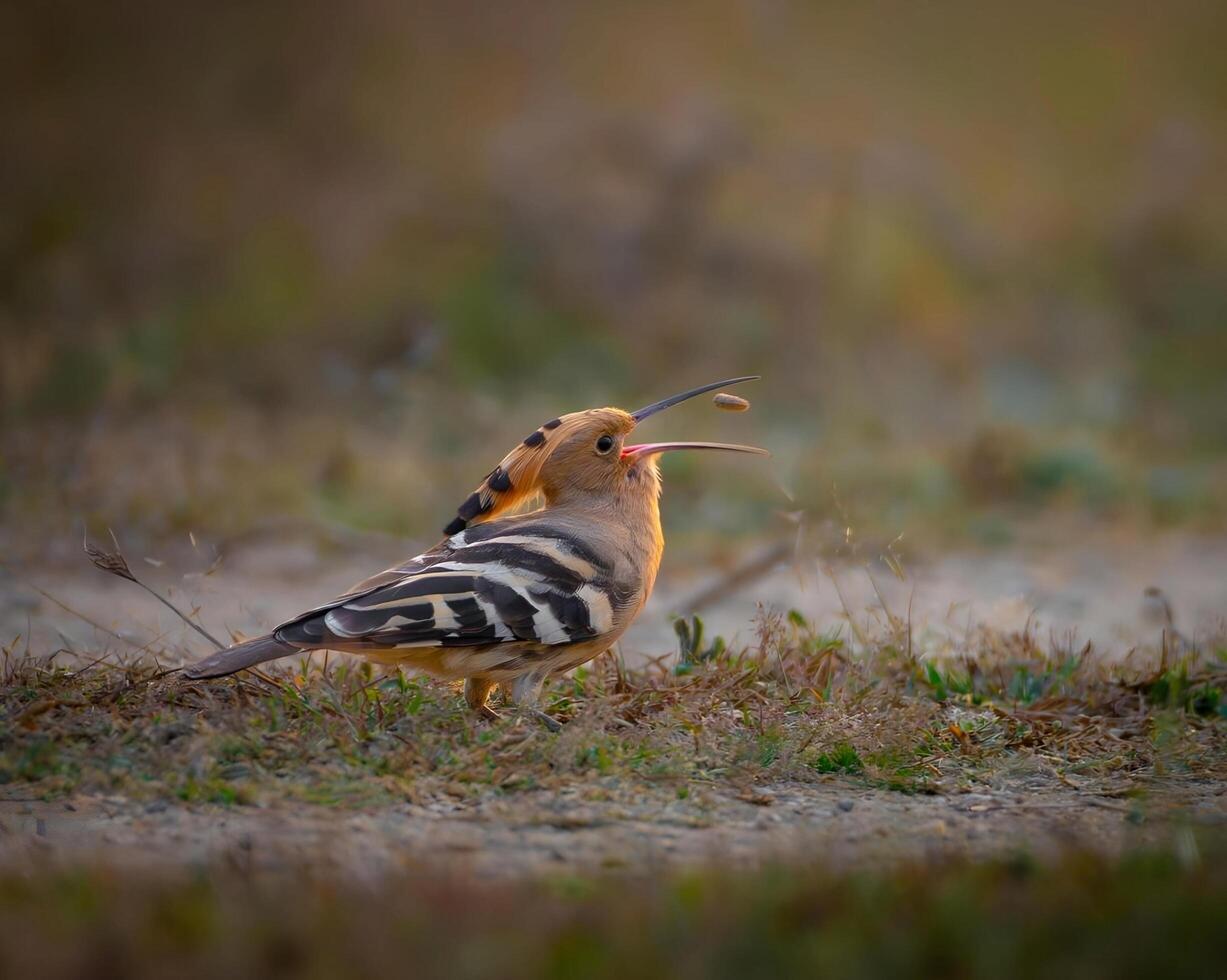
[1,524,1224,880]
[3,770,1223,881]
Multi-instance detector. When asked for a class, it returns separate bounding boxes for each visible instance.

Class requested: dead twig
[680,541,790,612]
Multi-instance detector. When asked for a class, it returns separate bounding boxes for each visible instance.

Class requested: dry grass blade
[83,536,136,583]
[84,530,225,651]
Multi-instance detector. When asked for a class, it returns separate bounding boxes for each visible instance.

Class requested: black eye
[595,434,615,454]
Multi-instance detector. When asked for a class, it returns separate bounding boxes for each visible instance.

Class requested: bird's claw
[475,702,558,733]
[531,710,563,733]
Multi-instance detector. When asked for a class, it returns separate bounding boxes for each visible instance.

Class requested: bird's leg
[464,677,501,722]
[507,671,561,732]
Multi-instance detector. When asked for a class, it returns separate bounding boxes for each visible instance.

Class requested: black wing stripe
[367,626,439,646]
[344,574,478,610]
[440,624,501,646]
[446,543,588,593]
[476,579,541,642]
[325,609,438,637]
[461,522,612,572]
[445,597,489,630]
[289,618,326,642]
[530,586,596,640]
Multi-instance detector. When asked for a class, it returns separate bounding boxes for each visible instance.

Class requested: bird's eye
[595,434,615,454]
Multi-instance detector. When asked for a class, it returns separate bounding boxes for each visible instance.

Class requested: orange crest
[443,414,584,535]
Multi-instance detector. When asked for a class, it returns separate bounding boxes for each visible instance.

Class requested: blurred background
[2,0,1226,650]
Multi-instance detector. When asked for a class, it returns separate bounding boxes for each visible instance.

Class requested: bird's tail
[183,634,300,679]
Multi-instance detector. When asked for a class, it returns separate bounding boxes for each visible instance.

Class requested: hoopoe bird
[185,376,766,728]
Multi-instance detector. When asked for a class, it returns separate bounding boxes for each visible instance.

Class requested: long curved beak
[630,375,760,422]
[621,441,769,459]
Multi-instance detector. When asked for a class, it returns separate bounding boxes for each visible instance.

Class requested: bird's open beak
[624,376,767,459]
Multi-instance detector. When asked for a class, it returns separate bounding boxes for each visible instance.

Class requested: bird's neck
[546,478,665,601]
[625,486,665,601]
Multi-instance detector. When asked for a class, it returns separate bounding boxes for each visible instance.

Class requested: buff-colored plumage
[443,409,639,534]
[186,378,765,728]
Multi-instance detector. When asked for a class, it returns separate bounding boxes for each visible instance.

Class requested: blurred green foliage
[442,256,629,395]
[2,0,1226,544]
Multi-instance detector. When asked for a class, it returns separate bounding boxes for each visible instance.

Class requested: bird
[184,376,767,728]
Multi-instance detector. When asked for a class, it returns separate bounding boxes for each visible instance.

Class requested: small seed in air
[713,392,750,412]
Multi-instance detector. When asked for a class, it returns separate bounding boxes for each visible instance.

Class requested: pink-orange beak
[623,376,768,459]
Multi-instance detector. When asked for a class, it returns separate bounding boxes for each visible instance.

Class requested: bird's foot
[472,701,556,732]
[517,708,562,733]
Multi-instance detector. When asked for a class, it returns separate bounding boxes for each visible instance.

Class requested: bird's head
[443,376,767,535]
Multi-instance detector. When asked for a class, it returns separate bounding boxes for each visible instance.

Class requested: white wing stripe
[577,584,615,634]
[454,534,598,579]
[531,605,570,645]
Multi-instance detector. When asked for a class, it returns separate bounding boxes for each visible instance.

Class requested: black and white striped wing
[276,527,625,651]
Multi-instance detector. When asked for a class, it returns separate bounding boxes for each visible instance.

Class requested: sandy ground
[3,774,1223,880]
[2,524,1223,668]
[679,530,1227,657]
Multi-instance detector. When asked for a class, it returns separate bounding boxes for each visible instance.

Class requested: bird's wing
[275,522,632,650]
